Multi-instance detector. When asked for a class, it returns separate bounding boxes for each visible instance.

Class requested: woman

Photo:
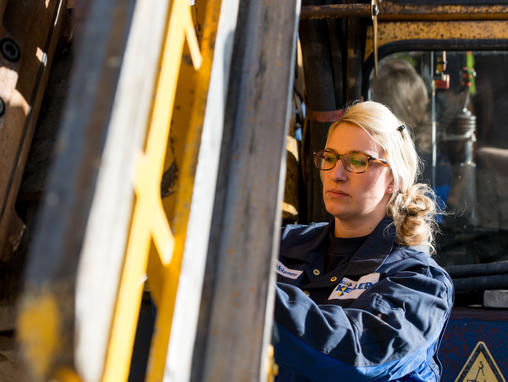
[274,101,453,381]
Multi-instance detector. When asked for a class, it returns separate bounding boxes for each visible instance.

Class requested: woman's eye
[323,154,336,163]
[350,157,367,167]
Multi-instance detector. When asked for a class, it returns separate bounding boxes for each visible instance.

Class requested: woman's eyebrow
[350,149,381,157]
[324,148,373,156]
[323,147,339,154]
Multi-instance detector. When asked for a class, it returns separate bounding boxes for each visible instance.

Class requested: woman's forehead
[326,123,382,154]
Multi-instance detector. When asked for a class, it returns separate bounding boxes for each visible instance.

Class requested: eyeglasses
[313,149,389,173]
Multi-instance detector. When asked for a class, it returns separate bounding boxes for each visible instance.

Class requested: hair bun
[389,183,437,252]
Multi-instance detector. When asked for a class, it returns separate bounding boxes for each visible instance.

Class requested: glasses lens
[343,152,369,173]
[315,151,337,170]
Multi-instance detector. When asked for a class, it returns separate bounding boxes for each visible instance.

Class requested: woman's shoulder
[281,221,329,236]
[379,246,454,309]
[387,243,435,263]
[384,245,453,285]
[280,222,330,249]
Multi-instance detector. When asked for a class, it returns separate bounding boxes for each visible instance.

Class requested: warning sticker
[455,341,506,382]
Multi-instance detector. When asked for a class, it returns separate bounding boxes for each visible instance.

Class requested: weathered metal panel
[439,308,508,381]
[163,0,240,379]
[365,20,508,61]
[300,2,508,20]
[0,0,66,260]
[73,0,170,380]
[17,0,136,380]
[191,0,300,380]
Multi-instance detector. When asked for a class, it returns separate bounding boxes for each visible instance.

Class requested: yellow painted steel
[377,3,508,21]
[147,241,164,307]
[51,367,83,382]
[17,289,61,380]
[365,20,508,60]
[266,344,279,382]
[102,0,221,381]
[146,0,222,379]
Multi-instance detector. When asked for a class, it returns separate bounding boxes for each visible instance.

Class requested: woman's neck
[333,213,385,238]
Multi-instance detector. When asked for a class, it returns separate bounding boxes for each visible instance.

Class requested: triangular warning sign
[455,341,506,382]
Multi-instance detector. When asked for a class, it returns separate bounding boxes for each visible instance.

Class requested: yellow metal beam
[102,0,194,380]
[378,3,508,21]
[365,20,508,60]
[300,3,508,21]
[146,0,222,379]
[102,0,223,379]
[17,289,61,380]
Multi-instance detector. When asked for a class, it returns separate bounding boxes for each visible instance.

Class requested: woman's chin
[325,207,353,221]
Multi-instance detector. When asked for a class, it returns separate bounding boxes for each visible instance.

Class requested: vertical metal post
[191,0,300,380]
[431,51,437,188]
[17,0,137,380]
[345,1,366,103]
[299,0,340,224]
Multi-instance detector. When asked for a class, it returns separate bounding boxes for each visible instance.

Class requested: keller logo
[328,273,380,300]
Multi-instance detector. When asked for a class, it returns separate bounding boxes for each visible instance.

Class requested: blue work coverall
[274,218,454,381]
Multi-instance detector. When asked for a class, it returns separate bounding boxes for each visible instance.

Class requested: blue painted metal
[439,307,508,381]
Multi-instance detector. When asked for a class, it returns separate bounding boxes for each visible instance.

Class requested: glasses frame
[313,149,389,174]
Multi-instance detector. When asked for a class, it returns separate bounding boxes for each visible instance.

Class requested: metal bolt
[1,38,20,62]
[0,98,4,117]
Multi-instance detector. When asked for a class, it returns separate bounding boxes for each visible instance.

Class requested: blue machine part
[439,307,508,381]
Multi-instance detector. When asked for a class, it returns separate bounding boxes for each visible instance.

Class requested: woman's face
[321,123,393,227]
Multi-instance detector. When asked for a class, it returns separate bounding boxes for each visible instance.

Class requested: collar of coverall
[280,217,395,277]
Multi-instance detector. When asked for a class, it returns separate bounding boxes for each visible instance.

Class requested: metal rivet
[313,269,320,276]
[330,276,338,282]
[0,98,4,117]
[1,38,20,62]
[303,290,310,296]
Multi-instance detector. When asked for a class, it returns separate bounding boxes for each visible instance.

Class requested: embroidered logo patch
[328,273,380,300]
[275,261,303,280]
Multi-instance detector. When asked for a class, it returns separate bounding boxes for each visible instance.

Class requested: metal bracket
[371,0,379,77]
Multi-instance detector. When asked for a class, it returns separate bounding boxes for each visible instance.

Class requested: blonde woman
[274,101,453,381]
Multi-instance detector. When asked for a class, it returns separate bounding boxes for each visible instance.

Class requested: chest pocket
[328,272,380,301]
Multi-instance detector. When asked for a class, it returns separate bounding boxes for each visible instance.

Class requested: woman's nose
[331,159,348,181]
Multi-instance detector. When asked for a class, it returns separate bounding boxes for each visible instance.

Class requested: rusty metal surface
[190,0,300,380]
[379,20,508,42]
[345,16,365,103]
[0,0,66,261]
[0,0,72,338]
[301,4,370,19]
[300,2,508,20]
[379,3,508,21]
[365,20,508,60]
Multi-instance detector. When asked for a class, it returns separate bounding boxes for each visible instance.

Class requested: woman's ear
[386,181,397,194]
[386,172,397,194]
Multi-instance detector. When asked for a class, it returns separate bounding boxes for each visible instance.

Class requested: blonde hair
[329,101,437,251]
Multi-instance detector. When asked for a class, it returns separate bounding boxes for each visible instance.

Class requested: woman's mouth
[327,189,349,198]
